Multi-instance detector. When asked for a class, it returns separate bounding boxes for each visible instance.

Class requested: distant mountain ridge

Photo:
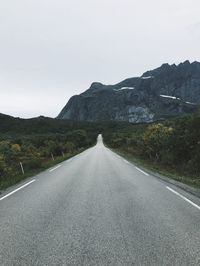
[58,61,200,123]
[0,113,98,135]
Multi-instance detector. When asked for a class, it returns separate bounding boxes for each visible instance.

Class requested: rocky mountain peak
[57,61,200,122]
[89,82,104,90]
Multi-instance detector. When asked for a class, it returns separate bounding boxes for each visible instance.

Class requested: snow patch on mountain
[141,76,154,80]
[114,87,135,91]
[160,95,180,100]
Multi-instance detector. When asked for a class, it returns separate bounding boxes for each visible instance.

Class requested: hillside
[0,113,98,136]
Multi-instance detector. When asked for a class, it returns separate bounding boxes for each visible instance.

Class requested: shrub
[25,158,42,171]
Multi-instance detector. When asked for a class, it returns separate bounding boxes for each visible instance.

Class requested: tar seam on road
[49,165,62,172]
[0,179,36,201]
[135,167,149,176]
[166,186,200,210]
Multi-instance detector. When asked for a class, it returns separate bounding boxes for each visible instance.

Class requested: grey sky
[0,0,200,118]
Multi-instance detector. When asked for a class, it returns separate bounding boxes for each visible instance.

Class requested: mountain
[58,61,200,123]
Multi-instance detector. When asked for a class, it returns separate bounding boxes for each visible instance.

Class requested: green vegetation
[0,115,99,190]
[1,110,200,191]
[103,110,200,188]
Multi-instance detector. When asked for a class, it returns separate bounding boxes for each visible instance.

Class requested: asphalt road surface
[0,135,200,266]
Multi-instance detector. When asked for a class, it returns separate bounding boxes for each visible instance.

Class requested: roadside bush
[25,158,42,171]
[142,123,173,161]
[0,159,7,178]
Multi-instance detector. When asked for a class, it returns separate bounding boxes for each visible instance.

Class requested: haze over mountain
[58,61,200,123]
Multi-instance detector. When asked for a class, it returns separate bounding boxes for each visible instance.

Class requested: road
[0,135,200,266]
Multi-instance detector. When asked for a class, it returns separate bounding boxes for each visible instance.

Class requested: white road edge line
[0,179,36,201]
[123,159,130,165]
[166,186,200,211]
[135,167,149,176]
[49,165,61,172]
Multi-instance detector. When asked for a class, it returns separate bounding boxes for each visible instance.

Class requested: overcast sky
[0,0,200,118]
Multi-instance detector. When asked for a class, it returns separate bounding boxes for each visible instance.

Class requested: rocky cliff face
[57,61,200,123]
